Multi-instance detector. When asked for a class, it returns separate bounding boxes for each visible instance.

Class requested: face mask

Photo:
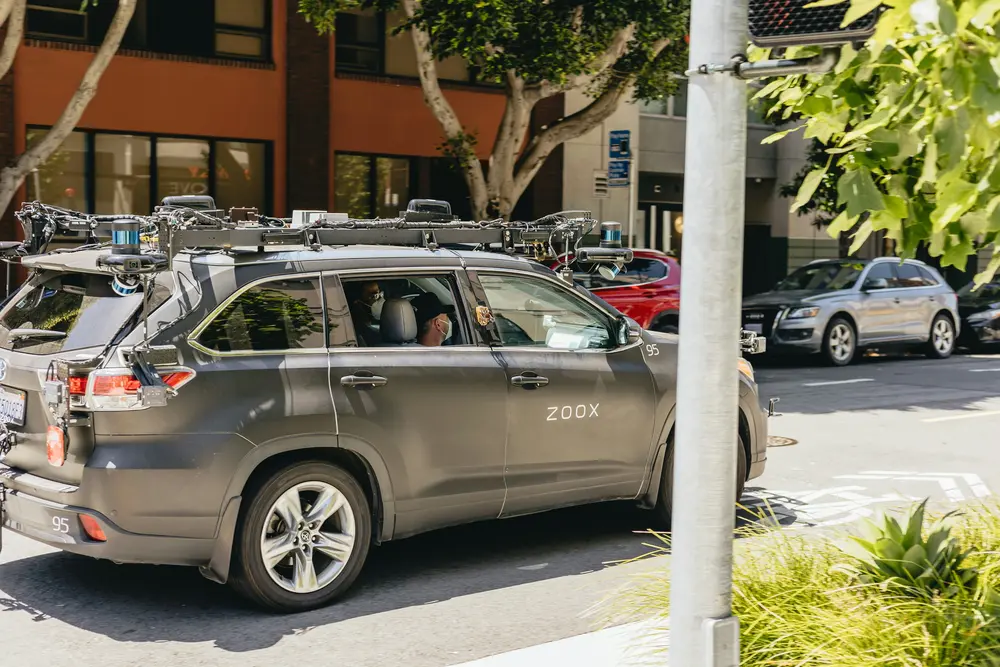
[369,296,385,321]
[441,317,453,342]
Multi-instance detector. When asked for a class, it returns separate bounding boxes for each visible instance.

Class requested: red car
[560,249,681,333]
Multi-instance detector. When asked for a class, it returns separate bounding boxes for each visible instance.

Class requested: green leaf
[975,253,1000,287]
[918,139,939,190]
[837,168,885,218]
[941,237,974,269]
[884,195,908,220]
[938,0,959,33]
[843,0,882,27]
[934,114,967,170]
[960,211,989,237]
[970,0,1000,28]
[849,217,874,254]
[874,537,905,561]
[931,173,977,229]
[761,127,802,145]
[793,166,829,212]
[902,499,927,549]
[835,42,857,75]
[842,109,894,144]
[901,544,928,578]
[884,515,905,543]
[827,211,859,237]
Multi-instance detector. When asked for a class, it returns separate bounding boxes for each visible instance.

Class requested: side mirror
[617,316,642,346]
[863,277,889,291]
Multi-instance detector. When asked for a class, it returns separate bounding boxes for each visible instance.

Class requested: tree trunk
[0,0,25,82]
[0,0,137,220]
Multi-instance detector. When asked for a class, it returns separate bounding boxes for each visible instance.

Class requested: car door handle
[511,373,549,389]
[893,298,901,303]
[341,373,387,389]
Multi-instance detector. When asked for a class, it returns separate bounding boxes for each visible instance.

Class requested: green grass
[611,501,1000,666]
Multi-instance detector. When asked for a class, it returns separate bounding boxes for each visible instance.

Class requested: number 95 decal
[644,343,660,357]
[52,516,70,533]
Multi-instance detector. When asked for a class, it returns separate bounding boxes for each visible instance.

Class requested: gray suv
[0,200,771,612]
[742,257,960,366]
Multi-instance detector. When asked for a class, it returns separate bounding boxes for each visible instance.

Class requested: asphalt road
[2,350,1000,666]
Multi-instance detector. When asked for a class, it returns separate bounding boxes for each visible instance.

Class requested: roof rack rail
[5,199,634,283]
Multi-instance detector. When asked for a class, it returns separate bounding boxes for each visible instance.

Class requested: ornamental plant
[754,0,1000,286]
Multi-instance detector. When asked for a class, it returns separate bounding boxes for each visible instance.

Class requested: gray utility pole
[667,0,748,664]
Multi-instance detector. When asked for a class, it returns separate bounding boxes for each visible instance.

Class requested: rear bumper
[1,483,213,565]
[739,382,769,482]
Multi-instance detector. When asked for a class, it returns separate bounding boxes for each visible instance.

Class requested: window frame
[187,272,329,357]
[333,9,387,75]
[331,266,482,351]
[213,0,272,61]
[895,261,934,289]
[475,268,624,353]
[26,125,273,215]
[860,261,900,290]
[334,151,416,218]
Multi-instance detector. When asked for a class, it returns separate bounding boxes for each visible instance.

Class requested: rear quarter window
[0,272,167,355]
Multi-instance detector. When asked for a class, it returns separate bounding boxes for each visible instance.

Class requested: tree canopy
[299,0,689,219]
[755,0,1000,285]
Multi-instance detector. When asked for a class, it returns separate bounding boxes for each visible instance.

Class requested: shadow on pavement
[0,495,799,652]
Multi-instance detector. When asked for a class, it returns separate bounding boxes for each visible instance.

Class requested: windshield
[774,262,864,292]
[958,281,1000,300]
[0,272,147,354]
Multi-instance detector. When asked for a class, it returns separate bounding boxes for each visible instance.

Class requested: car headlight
[786,306,820,319]
[738,357,755,382]
[967,308,1000,323]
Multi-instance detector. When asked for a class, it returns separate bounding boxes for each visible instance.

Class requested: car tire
[822,316,856,367]
[652,318,679,335]
[926,313,956,359]
[655,433,748,528]
[230,461,371,613]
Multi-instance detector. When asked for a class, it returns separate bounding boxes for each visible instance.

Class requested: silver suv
[742,257,960,366]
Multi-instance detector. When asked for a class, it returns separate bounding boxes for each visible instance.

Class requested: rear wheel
[655,433,748,528]
[822,317,856,366]
[230,461,371,613]
[926,313,956,359]
[653,317,679,335]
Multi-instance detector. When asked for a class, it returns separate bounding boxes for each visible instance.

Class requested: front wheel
[823,317,857,367]
[230,461,371,613]
[926,314,956,359]
[654,434,748,528]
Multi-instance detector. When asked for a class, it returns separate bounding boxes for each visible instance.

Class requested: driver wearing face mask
[411,292,454,347]
[351,281,386,346]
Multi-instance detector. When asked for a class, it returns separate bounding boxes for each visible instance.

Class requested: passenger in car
[411,292,453,347]
[349,280,385,346]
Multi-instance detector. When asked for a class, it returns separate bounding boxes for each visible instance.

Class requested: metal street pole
[667,0,748,663]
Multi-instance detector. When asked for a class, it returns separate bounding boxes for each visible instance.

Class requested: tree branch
[512,37,670,202]
[0,0,25,82]
[487,71,533,213]
[401,0,489,217]
[527,24,637,101]
[0,0,136,216]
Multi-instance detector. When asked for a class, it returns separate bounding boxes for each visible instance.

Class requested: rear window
[0,272,159,355]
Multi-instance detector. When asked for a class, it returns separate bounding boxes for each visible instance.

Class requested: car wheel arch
[205,436,396,585]
[650,310,679,332]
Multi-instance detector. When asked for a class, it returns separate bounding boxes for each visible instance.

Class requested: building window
[638,80,687,118]
[27,127,271,215]
[26,0,271,62]
[335,10,384,73]
[94,134,152,215]
[334,153,411,218]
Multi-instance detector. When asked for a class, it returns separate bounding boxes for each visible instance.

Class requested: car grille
[743,307,781,337]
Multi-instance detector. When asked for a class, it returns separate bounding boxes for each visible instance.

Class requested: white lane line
[969,368,1000,372]
[801,378,875,387]
[922,410,1000,423]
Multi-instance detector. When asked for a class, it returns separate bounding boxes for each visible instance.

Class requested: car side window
[916,266,940,286]
[571,257,667,289]
[896,263,927,288]
[478,273,614,350]
[196,276,326,353]
[340,273,471,348]
[862,263,897,289]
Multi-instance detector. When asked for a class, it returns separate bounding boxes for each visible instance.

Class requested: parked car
[562,249,681,333]
[741,257,960,366]
[957,277,1000,350]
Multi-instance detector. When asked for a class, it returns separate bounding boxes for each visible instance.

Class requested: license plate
[0,386,26,427]
[744,323,763,334]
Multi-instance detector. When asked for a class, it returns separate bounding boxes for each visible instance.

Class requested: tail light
[67,367,195,410]
[46,425,66,466]
[79,514,108,542]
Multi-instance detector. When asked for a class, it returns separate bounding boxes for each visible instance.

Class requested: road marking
[801,378,874,387]
[834,471,993,501]
[922,410,1000,423]
[969,368,1000,372]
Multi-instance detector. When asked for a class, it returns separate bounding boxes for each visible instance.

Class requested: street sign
[609,130,631,160]
[748,0,882,48]
[608,160,630,187]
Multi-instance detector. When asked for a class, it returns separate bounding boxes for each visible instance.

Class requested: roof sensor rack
[5,198,634,284]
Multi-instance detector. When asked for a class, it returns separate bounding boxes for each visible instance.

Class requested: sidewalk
[448,620,668,667]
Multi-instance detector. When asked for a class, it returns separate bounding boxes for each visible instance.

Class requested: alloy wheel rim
[829,323,854,362]
[933,319,954,353]
[259,481,357,595]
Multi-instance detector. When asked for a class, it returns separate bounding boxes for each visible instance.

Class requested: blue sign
[608,159,630,187]
[609,130,631,159]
